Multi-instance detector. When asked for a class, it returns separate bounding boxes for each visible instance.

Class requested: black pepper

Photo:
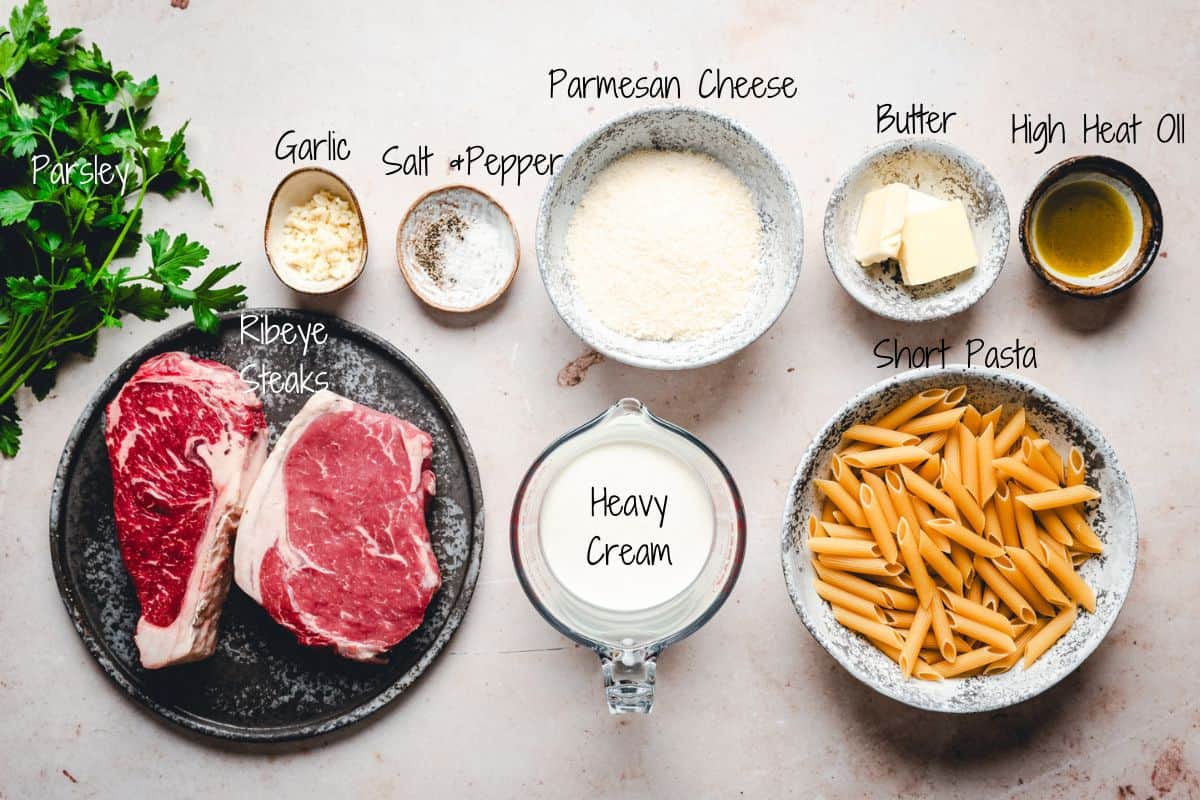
[414,212,466,286]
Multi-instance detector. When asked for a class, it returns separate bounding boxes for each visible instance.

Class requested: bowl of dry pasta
[780,367,1137,712]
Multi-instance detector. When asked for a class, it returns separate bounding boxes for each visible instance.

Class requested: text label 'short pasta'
[875,338,1039,370]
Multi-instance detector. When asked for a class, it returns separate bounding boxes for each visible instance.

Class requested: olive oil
[1034,180,1134,278]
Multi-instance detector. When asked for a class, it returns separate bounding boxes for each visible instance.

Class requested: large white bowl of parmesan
[537,107,803,370]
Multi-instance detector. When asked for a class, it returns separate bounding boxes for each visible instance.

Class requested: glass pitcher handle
[600,650,657,714]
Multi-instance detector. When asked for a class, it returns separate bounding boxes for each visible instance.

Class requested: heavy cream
[539,440,714,612]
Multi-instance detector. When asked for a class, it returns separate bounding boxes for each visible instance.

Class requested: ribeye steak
[105,352,267,668]
[234,390,441,661]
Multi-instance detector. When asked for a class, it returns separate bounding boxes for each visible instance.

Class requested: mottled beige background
[2,1,1197,798]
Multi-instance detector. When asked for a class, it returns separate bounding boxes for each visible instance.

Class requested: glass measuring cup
[511,398,745,713]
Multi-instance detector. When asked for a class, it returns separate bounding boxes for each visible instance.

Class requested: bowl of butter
[824,139,1009,322]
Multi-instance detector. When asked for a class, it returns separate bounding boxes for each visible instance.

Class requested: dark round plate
[49,308,484,742]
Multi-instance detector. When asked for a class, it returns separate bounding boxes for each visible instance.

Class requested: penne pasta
[980,405,1004,433]
[994,407,1026,456]
[814,578,885,622]
[1036,509,1074,546]
[843,446,933,470]
[859,483,899,563]
[830,455,862,502]
[929,595,956,663]
[950,543,976,588]
[983,503,1003,548]
[1005,546,1071,608]
[1017,485,1101,511]
[994,481,1020,548]
[990,554,1055,618]
[932,385,968,413]
[977,423,997,505]
[923,518,1004,558]
[811,387,1104,682]
[962,404,983,436]
[958,423,980,502]
[939,588,1015,637]
[917,451,943,483]
[993,457,1058,493]
[943,431,961,479]
[900,465,958,519]
[918,531,964,594]
[885,469,921,539]
[1043,547,1096,612]
[896,518,936,609]
[817,555,903,577]
[1013,494,1046,564]
[1066,447,1086,487]
[807,515,824,540]
[1034,439,1065,483]
[819,521,875,540]
[813,563,892,607]
[940,461,986,533]
[1021,437,1060,485]
[814,479,868,527]
[808,537,882,558]
[897,407,967,437]
[898,605,933,677]
[932,646,1008,678]
[883,609,916,627]
[981,586,1000,613]
[1023,605,1078,668]
[917,430,949,454]
[985,621,1045,674]
[1056,505,1104,553]
[860,471,899,530]
[946,610,1016,652]
[973,555,1036,624]
[833,606,904,649]
[842,424,920,448]
[882,588,920,611]
[875,389,948,430]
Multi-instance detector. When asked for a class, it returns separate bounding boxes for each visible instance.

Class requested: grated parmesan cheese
[565,150,761,342]
[280,190,364,283]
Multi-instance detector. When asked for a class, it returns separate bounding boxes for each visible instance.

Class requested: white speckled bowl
[537,106,803,370]
[824,139,1010,322]
[781,367,1137,713]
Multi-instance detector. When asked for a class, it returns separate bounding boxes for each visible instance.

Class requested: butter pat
[897,199,978,285]
[853,183,908,265]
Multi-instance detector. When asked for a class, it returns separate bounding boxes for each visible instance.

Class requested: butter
[853,184,948,267]
[897,199,978,286]
[852,183,908,266]
[905,187,946,216]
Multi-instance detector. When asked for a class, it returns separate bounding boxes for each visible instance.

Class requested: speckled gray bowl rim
[48,309,485,742]
[780,366,1137,713]
[822,139,1010,322]
[536,105,803,370]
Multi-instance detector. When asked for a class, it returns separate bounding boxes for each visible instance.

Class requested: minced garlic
[280,190,363,283]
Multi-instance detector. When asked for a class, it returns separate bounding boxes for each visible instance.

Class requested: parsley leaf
[0,0,245,456]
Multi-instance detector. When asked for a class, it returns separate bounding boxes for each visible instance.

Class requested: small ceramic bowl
[781,367,1137,713]
[396,185,519,313]
[824,139,1010,322]
[265,167,367,295]
[1020,156,1162,297]
[537,106,803,370]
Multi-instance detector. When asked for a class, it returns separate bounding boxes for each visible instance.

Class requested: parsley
[0,0,245,456]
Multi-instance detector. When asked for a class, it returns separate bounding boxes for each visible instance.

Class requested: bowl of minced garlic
[265,168,367,294]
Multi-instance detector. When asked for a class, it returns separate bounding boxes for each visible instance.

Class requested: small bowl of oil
[1020,156,1162,297]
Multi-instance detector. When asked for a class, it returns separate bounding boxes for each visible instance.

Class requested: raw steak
[234,390,441,661]
[105,352,267,668]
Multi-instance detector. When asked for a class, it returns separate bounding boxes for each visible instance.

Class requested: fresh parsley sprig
[0,0,245,456]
